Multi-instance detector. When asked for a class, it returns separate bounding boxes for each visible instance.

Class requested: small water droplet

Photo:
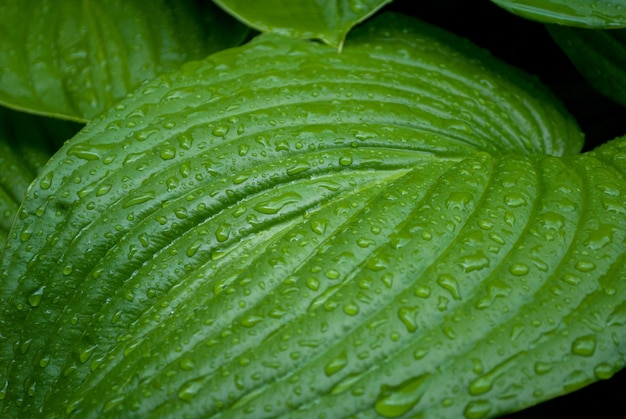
[62,264,74,276]
[215,223,231,242]
[343,302,359,316]
[39,171,54,190]
[178,377,204,402]
[339,156,353,166]
[463,400,493,419]
[504,193,527,208]
[571,334,597,357]
[96,184,112,196]
[212,125,229,137]
[509,263,529,276]
[160,147,176,160]
[28,286,45,307]
[446,191,473,211]
[575,260,596,273]
[459,251,490,273]
[324,350,347,376]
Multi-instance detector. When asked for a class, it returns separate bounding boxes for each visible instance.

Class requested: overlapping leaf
[548,26,626,108]
[0,107,82,250]
[213,0,391,48]
[0,0,248,122]
[3,12,626,419]
[490,0,626,28]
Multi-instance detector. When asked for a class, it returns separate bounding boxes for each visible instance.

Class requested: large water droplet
[324,350,348,376]
[437,274,461,300]
[463,399,493,419]
[28,286,45,307]
[253,192,302,215]
[374,374,431,418]
[571,334,597,357]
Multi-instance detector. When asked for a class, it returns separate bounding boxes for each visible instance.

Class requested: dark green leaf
[548,26,626,108]
[0,106,82,250]
[213,0,392,48]
[4,12,623,419]
[491,0,626,28]
[0,0,248,122]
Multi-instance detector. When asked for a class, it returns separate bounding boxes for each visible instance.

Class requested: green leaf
[0,0,248,122]
[490,0,626,28]
[0,106,82,250]
[547,26,626,108]
[4,12,621,419]
[213,0,392,49]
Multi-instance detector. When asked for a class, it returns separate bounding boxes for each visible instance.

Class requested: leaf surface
[548,26,626,108]
[213,0,392,48]
[491,0,626,28]
[3,12,624,419]
[0,0,248,122]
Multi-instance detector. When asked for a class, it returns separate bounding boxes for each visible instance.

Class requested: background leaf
[1,13,612,418]
[490,0,626,28]
[0,106,82,250]
[213,0,392,48]
[0,0,249,122]
[547,26,626,108]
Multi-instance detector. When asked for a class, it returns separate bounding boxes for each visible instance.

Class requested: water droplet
[469,353,523,395]
[215,223,231,242]
[39,171,54,190]
[96,184,112,196]
[414,286,431,298]
[534,361,553,375]
[339,156,353,166]
[459,251,490,273]
[504,193,527,208]
[62,264,74,276]
[571,334,597,357]
[310,219,327,235]
[594,362,614,379]
[398,306,419,333]
[160,147,176,160]
[306,277,320,291]
[464,400,493,419]
[122,192,155,208]
[324,350,347,376]
[509,263,529,276]
[446,192,473,211]
[575,260,596,273]
[374,374,431,418]
[212,125,229,137]
[178,376,204,402]
[240,315,263,328]
[344,302,359,316]
[286,162,311,176]
[28,286,45,307]
[254,192,302,215]
[437,274,461,300]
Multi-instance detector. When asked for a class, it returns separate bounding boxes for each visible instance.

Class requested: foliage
[1,1,626,418]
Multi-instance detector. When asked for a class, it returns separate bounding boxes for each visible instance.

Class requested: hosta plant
[1,1,626,418]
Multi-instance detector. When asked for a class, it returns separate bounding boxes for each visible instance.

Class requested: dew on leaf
[575,260,596,273]
[509,263,529,276]
[27,286,45,307]
[39,171,54,190]
[374,374,431,418]
[463,399,493,419]
[324,351,348,377]
[571,334,597,357]
[253,192,302,215]
[397,306,419,333]
[160,147,176,160]
[437,274,461,300]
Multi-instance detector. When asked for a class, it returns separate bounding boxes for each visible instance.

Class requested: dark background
[384,1,626,417]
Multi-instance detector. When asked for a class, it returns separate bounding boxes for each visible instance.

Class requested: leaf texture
[0,0,248,122]
[490,0,626,28]
[213,0,392,48]
[3,12,624,419]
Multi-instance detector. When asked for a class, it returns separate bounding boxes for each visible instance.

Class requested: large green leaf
[490,0,626,28]
[213,0,392,49]
[0,0,248,122]
[0,106,82,250]
[5,12,626,419]
[548,26,626,108]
